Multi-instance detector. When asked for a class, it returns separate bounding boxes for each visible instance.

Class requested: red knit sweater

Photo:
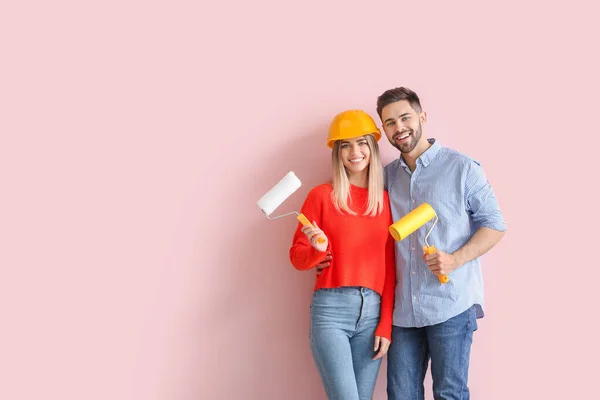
[289,183,396,340]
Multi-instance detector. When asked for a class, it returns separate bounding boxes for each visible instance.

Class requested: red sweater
[289,183,396,340]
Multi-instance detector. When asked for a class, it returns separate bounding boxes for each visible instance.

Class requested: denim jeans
[387,305,478,400]
[309,287,382,400]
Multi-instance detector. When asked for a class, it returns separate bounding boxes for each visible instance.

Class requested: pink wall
[1,1,597,399]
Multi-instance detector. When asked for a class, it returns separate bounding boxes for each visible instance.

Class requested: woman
[289,110,396,400]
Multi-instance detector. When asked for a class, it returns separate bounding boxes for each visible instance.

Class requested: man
[378,87,506,399]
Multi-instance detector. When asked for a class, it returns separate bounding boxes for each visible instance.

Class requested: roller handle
[424,245,450,284]
[297,213,326,244]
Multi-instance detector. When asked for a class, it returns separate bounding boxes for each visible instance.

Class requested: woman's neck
[348,170,368,188]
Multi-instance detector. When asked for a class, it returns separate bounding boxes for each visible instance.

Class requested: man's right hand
[316,252,332,275]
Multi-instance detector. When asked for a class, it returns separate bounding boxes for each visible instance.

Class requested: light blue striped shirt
[385,139,506,328]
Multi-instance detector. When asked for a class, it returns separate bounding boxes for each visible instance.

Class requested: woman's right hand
[301,221,328,252]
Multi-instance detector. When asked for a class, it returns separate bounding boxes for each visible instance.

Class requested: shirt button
[413,296,417,300]
[412,247,416,251]
[412,271,416,275]
[412,199,416,203]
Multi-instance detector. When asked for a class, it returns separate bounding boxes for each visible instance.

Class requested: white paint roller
[257,171,302,216]
[257,171,325,244]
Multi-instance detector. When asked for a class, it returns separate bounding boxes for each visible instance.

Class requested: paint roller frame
[257,171,326,244]
[389,203,450,284]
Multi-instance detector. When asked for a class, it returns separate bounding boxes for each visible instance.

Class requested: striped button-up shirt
[385,138,506,328]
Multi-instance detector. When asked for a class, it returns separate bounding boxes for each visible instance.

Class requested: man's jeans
[309,287,382,400]
[387,305,478,400]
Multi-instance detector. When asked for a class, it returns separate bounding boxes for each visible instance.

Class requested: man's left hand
[423,250,461,275]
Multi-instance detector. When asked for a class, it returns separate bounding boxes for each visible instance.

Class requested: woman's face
[339,136,371,174]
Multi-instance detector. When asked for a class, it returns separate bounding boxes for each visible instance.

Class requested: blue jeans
[309,287,382,400]
[387,305,478,400]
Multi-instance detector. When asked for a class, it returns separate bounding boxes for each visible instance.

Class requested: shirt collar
[399,138,441,168]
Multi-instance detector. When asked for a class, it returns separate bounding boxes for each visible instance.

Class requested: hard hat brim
[327,131,381,148]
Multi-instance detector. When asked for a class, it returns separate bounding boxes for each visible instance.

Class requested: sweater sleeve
[289,187,329,271]
[375,229,396,341]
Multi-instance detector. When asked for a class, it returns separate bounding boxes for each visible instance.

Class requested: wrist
[452,250,466,269]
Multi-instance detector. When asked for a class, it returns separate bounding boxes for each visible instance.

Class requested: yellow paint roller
[389,203,449,284]
[257,171,326,244]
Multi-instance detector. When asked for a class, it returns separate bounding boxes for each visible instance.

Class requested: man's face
[381,100,425,154]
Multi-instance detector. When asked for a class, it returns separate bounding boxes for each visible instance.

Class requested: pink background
[1,1,598,399]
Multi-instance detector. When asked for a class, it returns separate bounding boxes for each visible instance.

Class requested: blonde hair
[331,134,384,217]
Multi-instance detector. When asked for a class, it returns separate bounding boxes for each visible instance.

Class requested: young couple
[290,87,506,400]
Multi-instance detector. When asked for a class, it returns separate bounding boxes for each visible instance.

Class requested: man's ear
[421,111,427,124]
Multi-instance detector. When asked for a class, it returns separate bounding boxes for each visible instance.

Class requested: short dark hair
[376,87,422,118]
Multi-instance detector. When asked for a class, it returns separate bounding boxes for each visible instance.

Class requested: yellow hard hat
[327,110,381,148]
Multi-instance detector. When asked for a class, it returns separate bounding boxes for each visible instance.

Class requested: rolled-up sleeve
[464,160,507,232]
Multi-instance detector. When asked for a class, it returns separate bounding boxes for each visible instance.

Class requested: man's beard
[389,122,422,153]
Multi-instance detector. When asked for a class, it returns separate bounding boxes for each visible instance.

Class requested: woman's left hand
[373,336,391,360]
